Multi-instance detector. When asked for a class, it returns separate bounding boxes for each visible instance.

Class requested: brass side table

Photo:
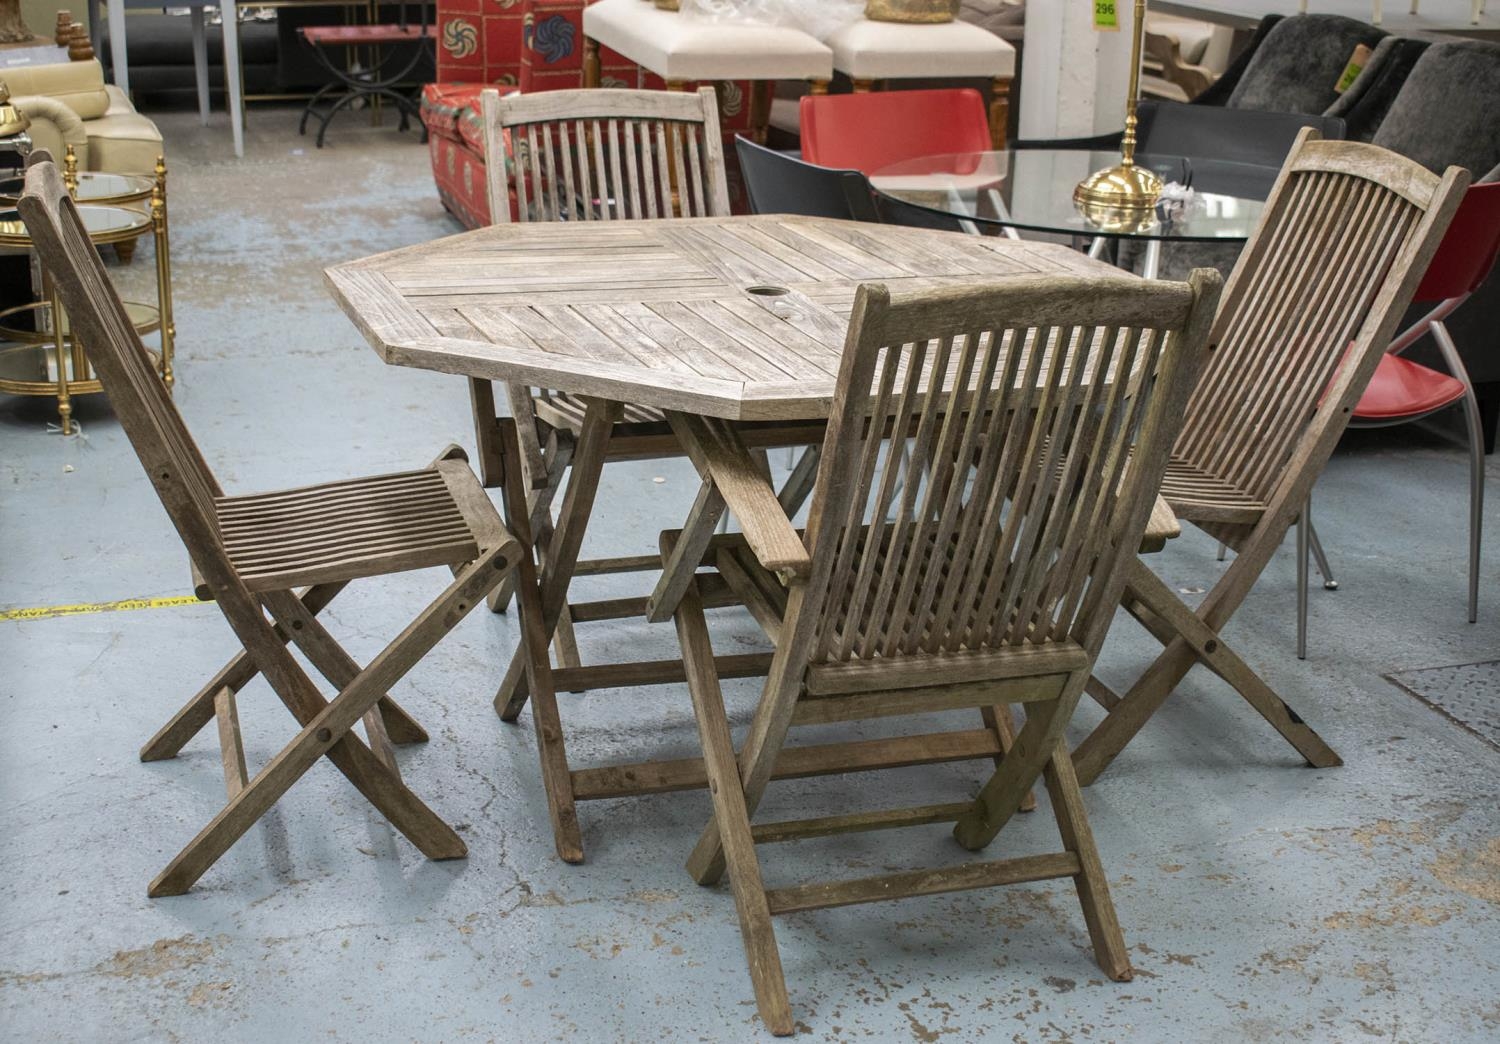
[0,155,175,434]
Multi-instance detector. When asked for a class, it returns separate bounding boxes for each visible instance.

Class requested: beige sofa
[6,58,164,175]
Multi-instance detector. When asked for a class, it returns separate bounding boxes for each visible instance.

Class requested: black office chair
[735,136,881,222]
[1136,100,1345,169]
[1019,100,1344,171]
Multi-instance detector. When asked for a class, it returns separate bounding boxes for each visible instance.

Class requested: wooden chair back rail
[476,86,734,492]
[1179,170,1416,498]
[1176,134,1460,512]
[801,281,1197,668]
[482,87,732,226]
[18,159,223,534]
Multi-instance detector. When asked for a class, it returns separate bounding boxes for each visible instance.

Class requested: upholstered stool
[581,0,832,139]
[824,18,1016,147]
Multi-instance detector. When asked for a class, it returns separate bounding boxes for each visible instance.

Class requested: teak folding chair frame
[647,273,1222,1034]
[473,87,825,711]
[1071,133,1470,788]
[19,156,522,897]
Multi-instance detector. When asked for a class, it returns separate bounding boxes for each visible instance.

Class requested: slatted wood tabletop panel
[327,216,1127,421]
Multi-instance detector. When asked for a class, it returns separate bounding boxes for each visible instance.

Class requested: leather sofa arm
[11,94,89,160]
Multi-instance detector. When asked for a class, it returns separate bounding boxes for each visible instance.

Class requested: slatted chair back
[791,273,1220,671]
[1174,133,1469,522]
[18,158,223,547]
[481,87,732,225]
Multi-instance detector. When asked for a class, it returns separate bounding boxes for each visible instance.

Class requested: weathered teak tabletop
[325,215,1127,422]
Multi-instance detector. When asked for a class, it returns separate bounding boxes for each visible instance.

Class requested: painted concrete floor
[2,105,1499,1043]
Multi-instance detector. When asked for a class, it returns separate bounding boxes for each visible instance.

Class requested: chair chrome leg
[1434,319,1483,624]
[1463,389,1484,624]
[1216,542,1227,562]
[1296,498,1310,660]
[1308,519,1338,589]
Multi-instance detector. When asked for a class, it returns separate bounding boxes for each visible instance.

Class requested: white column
[1018,1,1136,141]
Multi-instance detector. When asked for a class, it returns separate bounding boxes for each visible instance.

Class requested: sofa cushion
[826,19,1016,80]
[85,85,166,175]
[0,59,111,121]
[420,82,491,139]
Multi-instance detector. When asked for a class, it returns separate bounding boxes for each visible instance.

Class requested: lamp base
[1074,160,1164,233]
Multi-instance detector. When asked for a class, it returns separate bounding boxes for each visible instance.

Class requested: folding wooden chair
[1070,133,1470,788]
[472,87,823,699]
[649,271,1222,1034]
[19,157,522,897]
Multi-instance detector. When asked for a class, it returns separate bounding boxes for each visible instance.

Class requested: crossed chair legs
[139,465,518,897]
[671,581,1131,1036]
[1072,556,1343,788]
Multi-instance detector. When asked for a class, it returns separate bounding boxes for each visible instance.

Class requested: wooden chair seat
[1158,455,1266,524]
[534,390,664,431]
[219,465,494,592]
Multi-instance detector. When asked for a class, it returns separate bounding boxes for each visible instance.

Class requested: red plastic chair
[799,88,992,174]
[1302,181,1500,633]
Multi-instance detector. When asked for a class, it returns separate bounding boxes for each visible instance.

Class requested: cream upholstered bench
[824,18,1017,147]
[581,0,833,140]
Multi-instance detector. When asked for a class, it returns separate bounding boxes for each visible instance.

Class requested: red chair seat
[302,24,430,46]
[1353,353,1466,422]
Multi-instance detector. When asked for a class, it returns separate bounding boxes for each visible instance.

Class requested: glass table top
[0,171,154,206]
[871,148,1273,242]
[0,203,152,245]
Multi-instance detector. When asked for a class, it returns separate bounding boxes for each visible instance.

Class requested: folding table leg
[496,398,614,720]
[676,580,793,1036]
[499,422,584,863]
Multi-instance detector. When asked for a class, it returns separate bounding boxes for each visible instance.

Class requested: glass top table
[0,203,152,247]
[0,171,155,208]
[871,148,1273,244]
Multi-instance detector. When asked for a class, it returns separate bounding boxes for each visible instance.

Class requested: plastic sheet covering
[679,0,866,41]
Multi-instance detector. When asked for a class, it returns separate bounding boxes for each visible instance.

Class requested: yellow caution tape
[0,594,204,621]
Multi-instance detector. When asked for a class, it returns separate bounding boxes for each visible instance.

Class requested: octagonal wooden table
[325,215,1170,859]
[325,215,1127,420]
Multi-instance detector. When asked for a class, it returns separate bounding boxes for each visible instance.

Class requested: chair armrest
[11,94,89,158]
[1138,495,1180,555]
[190,556,213,601]
[667,412,812,581]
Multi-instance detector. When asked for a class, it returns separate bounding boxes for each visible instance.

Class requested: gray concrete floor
[2,104,1499,1043]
